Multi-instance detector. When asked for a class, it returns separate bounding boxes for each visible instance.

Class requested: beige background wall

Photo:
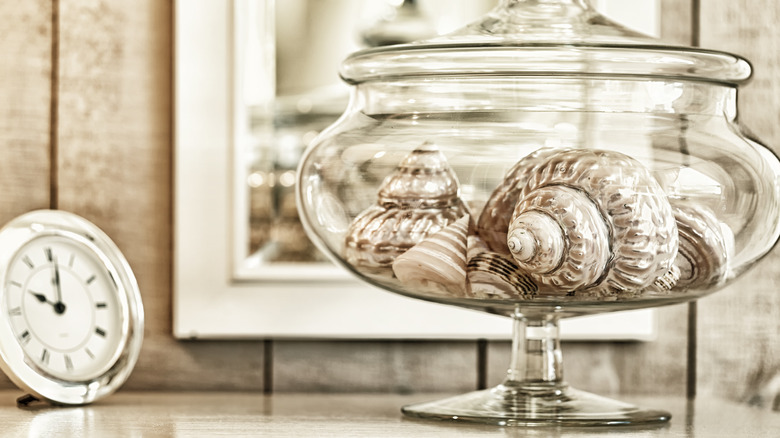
[0,0,777,408]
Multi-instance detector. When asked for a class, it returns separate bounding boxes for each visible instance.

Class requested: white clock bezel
[0,210,144,405]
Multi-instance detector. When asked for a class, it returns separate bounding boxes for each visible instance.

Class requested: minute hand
[53,259,62,304]
[51,258,66,314]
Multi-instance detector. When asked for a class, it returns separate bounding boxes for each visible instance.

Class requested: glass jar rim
[341,42,752,87]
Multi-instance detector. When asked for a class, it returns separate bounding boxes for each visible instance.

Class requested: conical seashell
[466,249,538,300]
[344,143,471,277]
[670,200,732,289]
[392,215,469,297]
[488,148,678,294]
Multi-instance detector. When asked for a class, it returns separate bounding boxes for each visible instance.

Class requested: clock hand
[30,289,67,314]
[29,290,56,306]
[53,257,65,313]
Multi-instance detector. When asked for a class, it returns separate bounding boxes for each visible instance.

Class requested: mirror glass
[234,0,497,279]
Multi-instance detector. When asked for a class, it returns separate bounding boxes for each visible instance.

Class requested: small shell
[466,248,538,300]
[392,215,469,297]
[344,143,471,277]
[484,148,678,294]
[648,264,681,294]
[671,201,732,289]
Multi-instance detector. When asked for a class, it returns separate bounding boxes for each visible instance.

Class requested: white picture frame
[173,0,659,340]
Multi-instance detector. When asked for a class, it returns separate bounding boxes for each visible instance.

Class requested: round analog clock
[0,210,143,405]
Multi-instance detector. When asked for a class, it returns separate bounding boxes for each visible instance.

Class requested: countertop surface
[0,390,777,437]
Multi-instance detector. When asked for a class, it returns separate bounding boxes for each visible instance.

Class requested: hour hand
[29,290,54,305]
[28,290,66,314]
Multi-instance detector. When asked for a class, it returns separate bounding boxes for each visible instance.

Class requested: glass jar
[296,0,780,426]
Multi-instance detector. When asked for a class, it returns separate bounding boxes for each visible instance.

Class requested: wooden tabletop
[0,391,777,437]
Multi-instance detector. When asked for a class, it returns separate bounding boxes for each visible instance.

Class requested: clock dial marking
[41,349,49,365]
[9,307,21,316]
[68,253,75,268]
[64,354,73,372]
[95,327,107,337]
[10,280,22,288]
[85,348,95,359]
[19,330,31,345]
[22,255,34,269]
[96,302,107,309]
[44,247,53,262]
[86,275,96,285]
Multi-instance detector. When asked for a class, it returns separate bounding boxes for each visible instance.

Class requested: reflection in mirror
[236,0,496,277]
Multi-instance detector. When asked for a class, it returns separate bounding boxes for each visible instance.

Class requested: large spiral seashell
[392,215,469,297]
[670,200,733,289]
[477,147,563,255]
[492,148,679,294]
[344,143,471,277]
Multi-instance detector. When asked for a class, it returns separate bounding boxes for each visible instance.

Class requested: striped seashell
[670,200,732,290]
[392,215,469,297]
[466,250,538,300]
[467,234,490,260]
[490,148,678,293]
[344,143,471,277]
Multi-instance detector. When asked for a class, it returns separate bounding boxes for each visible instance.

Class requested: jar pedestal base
[402,385,671,427]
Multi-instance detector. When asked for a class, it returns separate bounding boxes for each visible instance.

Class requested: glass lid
[341,0,752,86]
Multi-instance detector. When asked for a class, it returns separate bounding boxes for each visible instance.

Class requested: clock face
[2,235,128,382]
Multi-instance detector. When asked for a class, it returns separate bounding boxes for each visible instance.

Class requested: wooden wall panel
[0,1,53,390]
[273,341,478,393]
[696,0,780,409]
[0,2,53,224]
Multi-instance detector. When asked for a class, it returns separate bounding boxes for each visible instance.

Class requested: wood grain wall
[0,0,777,408]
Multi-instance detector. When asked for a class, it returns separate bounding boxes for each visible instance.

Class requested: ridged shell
[478,147,560,255]
[467,251,539,300]
[480,148,678,294]
[508,186,611,291]
[392,215,469,297]
[344,143,471,277]
[670,200,732,289]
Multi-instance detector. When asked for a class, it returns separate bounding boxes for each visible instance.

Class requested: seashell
[344,142,471,277]
[466,245,538,300]
[645,264,681,295]
[670,200,733,289]
[392,215,469,297]
[467,234,491,260]
[477,147,562,256]
[508,185,611,291]
[482,148,678,294]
